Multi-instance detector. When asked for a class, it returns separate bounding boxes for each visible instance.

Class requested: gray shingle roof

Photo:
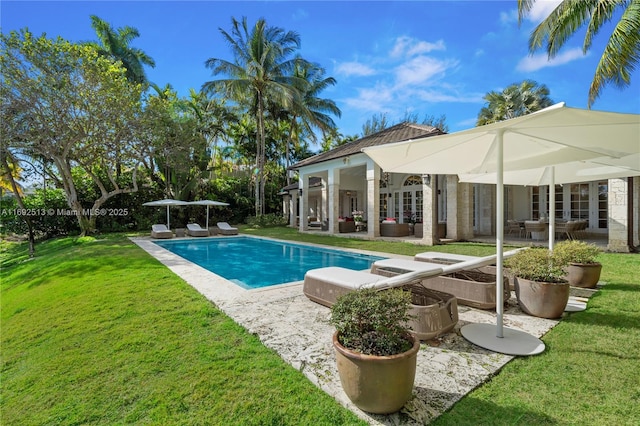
[290,122,445,169]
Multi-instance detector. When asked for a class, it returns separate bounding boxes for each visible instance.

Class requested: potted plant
[330,288,419,414]
[553,240,602,288]
[506,247,570,319]
[352,210,364,224]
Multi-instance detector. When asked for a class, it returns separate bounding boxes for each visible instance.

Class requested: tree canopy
[1,30,147,236]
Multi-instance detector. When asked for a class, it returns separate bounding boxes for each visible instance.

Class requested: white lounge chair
[151,224,173,239]
[303,266,458,340]
[186,223,209,237]
[371,256,510,309]
[216,222,238,235]
[303,249,522,310]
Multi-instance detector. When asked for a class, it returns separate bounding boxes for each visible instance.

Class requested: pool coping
[130,235,560,425]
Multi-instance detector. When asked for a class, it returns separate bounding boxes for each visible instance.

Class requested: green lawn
[2,229,639,425]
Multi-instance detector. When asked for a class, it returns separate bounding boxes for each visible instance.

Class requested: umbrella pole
[460,130,545,356]
[496,131,504,338]
[548,167,556,251]
[206,206,210,229]
[166,206,170,229]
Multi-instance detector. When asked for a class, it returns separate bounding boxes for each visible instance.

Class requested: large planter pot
[514,277,570,319]
[566,262,602,288]
[333,331,419,414]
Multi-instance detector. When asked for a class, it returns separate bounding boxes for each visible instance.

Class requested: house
[282,122,640,252]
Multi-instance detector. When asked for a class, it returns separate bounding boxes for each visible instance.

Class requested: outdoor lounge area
[134,237,566,424]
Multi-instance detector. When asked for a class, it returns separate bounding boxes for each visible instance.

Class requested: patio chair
[524,220,546,240]
[371,257,510,309]
[303,266,458,340]
[186,223,209,237]
[216,222,238,235]
[506,220,524,237]
[150,224,173,239]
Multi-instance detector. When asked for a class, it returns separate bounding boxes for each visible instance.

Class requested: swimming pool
[153,236,386,289]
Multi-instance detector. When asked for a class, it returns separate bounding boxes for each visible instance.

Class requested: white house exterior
[283,122,639,252]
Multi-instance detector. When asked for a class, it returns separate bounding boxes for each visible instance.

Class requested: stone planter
[514,277,570,319]
[333,331,419,414]
[566,262,602,288]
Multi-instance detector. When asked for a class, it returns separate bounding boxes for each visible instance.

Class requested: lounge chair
[151,224,173,239]
[414,251,499,280]
[372,256,510,309]
[217,222,238,235]
[186,223,209,237]
[303,266,458,340]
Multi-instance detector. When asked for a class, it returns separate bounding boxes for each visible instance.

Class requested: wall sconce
[345,191,351,196]
[343,156,350,165]
[422,174,431,185]
[298,188,303,196]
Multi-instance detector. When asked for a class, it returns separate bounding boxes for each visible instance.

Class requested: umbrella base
[461,323,545,356]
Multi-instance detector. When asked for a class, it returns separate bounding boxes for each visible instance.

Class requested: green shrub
[330,288,413,356]
[553,240,601,265]
[506,247,567,283]
[245,213,288,228]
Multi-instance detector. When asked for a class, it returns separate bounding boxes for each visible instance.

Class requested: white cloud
[525,0,563,23]
[500,1,561,25]
[394,56,455,87]
[390,36,445,58]
[500,9,518,25]
[335,61,376,77]
[516,48,587,71]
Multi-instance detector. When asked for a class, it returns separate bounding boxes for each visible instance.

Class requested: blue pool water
[154,236,386,289]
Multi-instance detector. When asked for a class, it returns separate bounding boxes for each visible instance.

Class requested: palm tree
[283,60,341,184]
[476,80,553,125]
[87,15,155,85]
[202,17,304,215]
[518,0,640,107]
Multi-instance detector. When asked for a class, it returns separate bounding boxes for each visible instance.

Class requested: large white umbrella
[142,199,188,229]
[188,200,229,229]
[363,103,640,356]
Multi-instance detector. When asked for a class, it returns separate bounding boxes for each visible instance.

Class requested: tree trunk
[1,154,35,256]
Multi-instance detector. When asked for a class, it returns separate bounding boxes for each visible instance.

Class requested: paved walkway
[132,236,559,425]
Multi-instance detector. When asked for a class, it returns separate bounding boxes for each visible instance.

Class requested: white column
[290,192,298,228]
[328,169,340,234]
[421,175,437,245]
[366,161,380,237]
[607,178,630,252]
[299,175,307,232]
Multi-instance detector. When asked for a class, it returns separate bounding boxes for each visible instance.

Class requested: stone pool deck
[132,236,560,425]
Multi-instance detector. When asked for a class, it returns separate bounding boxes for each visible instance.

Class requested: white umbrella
[459,153,640,250]
[142,199,188,229]
[363,103,640,356]
[188,200,229,229]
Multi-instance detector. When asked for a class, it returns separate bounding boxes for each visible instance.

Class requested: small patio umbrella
[142,199,188,229]
[188,200,229,229]
[363,102,640,356]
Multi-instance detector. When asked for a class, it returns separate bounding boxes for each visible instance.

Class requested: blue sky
[2,0,639,142]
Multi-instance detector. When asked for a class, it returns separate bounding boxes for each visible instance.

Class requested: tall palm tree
[202,17,304,215]
[87,15,155,85]
[283,60,341,184]
[476,80,553,125]
[518,0,640,107]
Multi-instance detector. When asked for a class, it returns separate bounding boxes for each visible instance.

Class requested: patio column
[321,177,328,224]
[299,175,307,232]
[328,168,340,234]
[608,177,632,252]
[421,174,438,245]
[366,160,380,237]
[446,175,474,240]
[290,192,297,228]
